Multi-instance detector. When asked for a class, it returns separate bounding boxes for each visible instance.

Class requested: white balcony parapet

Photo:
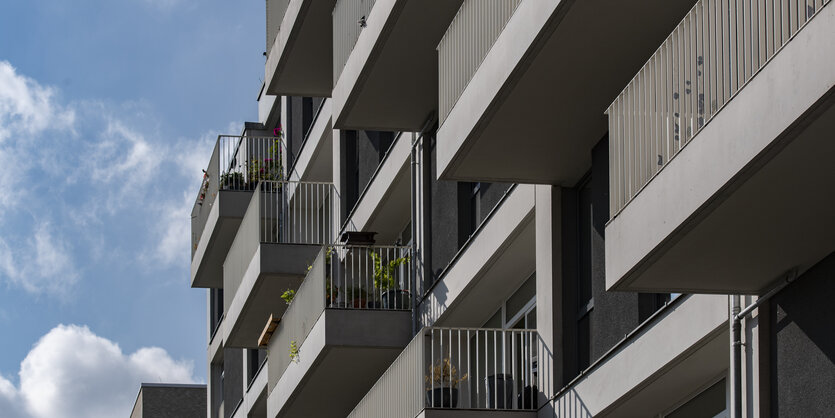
[349,327,541,417]
[333,0,377,84]
[606,0,832,217]
[438,0,523,126]
[266,0,291,56]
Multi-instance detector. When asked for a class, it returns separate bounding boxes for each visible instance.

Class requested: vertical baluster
[475,329,480,408]
[493,330,498,409]
[467,330,472,409]
[455,329,460,409]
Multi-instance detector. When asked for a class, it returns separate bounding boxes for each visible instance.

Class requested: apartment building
[130,383,206,418]
[189,0,834,417]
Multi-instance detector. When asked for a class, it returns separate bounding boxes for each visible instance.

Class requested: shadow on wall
[770,251,835,416]
[419,278,450,327]
[546,388,592,418]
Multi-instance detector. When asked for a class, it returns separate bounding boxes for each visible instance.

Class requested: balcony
[191,136,287,288]
[331,0,464,130]
[223,181,338,348]
[436,0,696,183]
[264,0,336,96]
[266,245,413,417]
[350,327,541,417]
[605,0,835,294]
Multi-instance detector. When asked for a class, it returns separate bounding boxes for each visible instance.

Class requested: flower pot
[381,289,411,309]
[426,387,458,408]
[485,374,514,409]
[517,385,538,409]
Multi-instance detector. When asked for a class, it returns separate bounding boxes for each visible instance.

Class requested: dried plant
[425,357,467,389]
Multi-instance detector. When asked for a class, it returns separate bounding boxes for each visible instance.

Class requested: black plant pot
[517,385,538,409]
[381,289,411,309]
[426,388,458,408]
[485,374,514,409]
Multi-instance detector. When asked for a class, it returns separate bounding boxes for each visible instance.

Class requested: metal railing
[259,181,337,245]
[606,0,832,217]
[267,0,291,56]
[438,0,524,125]
[327,245,413,309]
[191,136,287,256]
[349,327,539,417]
[333,0,377,84]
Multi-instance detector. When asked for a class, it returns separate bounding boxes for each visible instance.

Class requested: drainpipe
[410,131,418,336]
[731,268,797,418]
[731,295,741,418]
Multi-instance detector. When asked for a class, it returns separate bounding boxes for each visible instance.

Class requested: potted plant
[219,171,244,190]
[485,373,514,408]
[425,357,467,408]
[343,286,368,308]
[325,280,339,307]
[370,252,410,309]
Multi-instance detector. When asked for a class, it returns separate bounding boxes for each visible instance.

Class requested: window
[576,179,593,371]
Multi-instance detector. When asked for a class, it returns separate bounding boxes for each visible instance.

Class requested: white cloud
[0,324,198,418]
[0,61,75,143]
[0,60,243,292]
[0,224,78,297]
[148,191,193,267]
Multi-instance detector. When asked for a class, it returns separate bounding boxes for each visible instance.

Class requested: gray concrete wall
[223,348,243,418]
[769,251,835,417]
[132,384,206,418]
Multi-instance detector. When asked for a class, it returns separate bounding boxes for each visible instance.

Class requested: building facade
[190,0,835,417]
[130,383,206,418]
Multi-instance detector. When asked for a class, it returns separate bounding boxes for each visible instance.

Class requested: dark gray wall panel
[770,251,835,417]
[223,348,243,418]
[141,386,206,418]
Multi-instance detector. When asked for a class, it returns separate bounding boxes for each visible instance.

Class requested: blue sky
[0,1,264,415]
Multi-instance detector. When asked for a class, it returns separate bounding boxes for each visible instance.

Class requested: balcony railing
[191,136,287,256]
[327,244,413,309]
[438,0,523,125]
[606,0,832,217]
[267,0,291,56]
[224,181,338,299]
[349,327,539,417]
[333,0,377,84]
